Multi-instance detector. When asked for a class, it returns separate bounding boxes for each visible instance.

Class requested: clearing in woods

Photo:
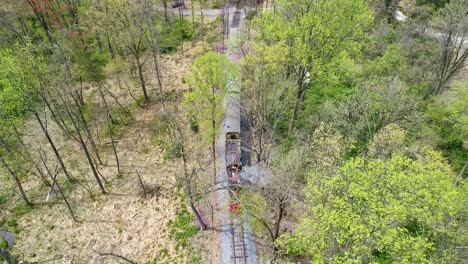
[0,42,215,263]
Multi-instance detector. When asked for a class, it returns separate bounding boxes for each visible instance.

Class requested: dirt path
[215,6,257,264]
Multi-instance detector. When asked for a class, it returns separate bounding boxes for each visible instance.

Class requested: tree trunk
[211,119,217,184]
[455,162,467,186]
[274,202,285,240]
[54,179,76,222]
[98,82,120,173]
[147,26,164,98]
[200,0,204,37]
[0,154,32,206]
[178,6,184,54]
[288,68,307,136]
[430,28,468,96]
[33,111,73,181]
[162,0,169,22]
[189,197,207,230]
[106,31,115,58]
[41,91,74,139]
[0,248,15,264]
[26,0,54,44]
[177,124,207,230]
[11,127,51,186]
[133,45,149,103]
[41,157,76,222]
[185,171,207,231]
[73,96,103,165]
[60,96,106,194]
[288,90,301,136]
[96,33,103,50]
[71,113,106,194]
[191,0,196,33]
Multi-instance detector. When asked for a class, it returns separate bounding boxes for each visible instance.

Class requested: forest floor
[0,31,223,263]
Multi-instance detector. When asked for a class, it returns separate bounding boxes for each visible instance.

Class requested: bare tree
[173,108,208,230]
[141,0,164,98]
[38,150,76,222]
[56,85,107,194]
[25,0,55,44]
[241,44,292,163]
[0,152,32,207]
[429,0,468,96]
[155,105,208,230]
[240,147,303,244]
[97,81,120,173]
[33,110,73,182]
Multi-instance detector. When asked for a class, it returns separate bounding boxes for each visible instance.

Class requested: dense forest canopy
[0,0,466,263]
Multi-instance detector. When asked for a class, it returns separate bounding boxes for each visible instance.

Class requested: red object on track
[228,203,240,213]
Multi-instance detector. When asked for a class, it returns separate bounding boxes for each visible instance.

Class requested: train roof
[226,138,241,165]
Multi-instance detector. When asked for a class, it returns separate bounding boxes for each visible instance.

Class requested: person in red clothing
[228,202,240,214]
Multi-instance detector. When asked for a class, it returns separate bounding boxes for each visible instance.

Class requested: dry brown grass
[0,39,223,263]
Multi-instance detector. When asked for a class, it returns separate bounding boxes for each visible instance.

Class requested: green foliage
[209,0,223,8]
[424,82,468,171]
[159,18,195,53]
[188,113,199,133]
[416,0,449,8]
[191,253,202,264]
[256,0,373,133]
[0,237,8,249]
[14,202,33,217]
[149,112,171,143]
[237,190,270,239]
[304,123,351,181]
[0,218,21,235]
[240,42,294,139]
[364,44,408,80]
[0,48,33,125]
[163,143,182,160]
[301,53,359,118]
[110,107,134,136]
[367,123,407,159]
[184,51,236,145]
[167,206,197,250]
[312,78,419,155]
[72,48,109,82]
[149,111,181,160]
[277,149,466,263]
[259,0,372,73]
[0,194,7,207]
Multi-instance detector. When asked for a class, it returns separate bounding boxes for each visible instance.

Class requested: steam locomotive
[226,132,242,186]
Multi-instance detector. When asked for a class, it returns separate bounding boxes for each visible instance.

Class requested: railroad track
[230,215,248,264]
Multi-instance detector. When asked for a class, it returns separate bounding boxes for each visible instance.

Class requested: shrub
[167,206,197,250]
[159,19,195,53]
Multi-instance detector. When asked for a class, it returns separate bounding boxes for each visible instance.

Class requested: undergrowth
[167,206,197,250]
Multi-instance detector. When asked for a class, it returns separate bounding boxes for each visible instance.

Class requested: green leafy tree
[0,48,34,206]
[365,44,409,80]
[304,123,351,180]
[257,0,373,135]
[0,47,77,218]
[0,49,32,122]
[184,51,236,183]
[277,149,467,263]
[313,78,419,154]
[367,123,407,159]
